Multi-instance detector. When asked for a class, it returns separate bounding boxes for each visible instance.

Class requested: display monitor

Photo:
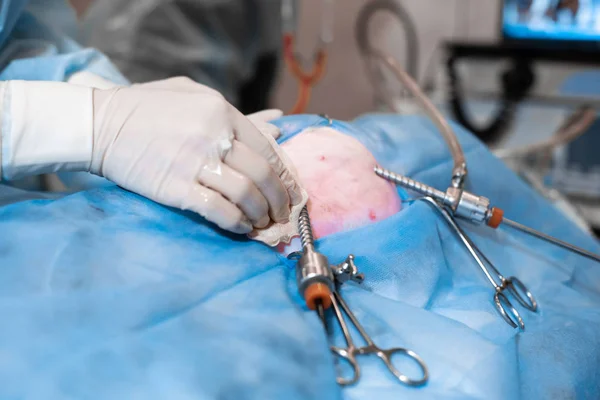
[502,0,600,47]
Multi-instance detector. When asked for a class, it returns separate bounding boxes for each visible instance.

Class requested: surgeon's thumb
[247,109,284,139]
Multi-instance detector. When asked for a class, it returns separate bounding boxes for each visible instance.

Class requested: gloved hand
[92,78,301,233]
[0,78,303,234]
[247,109,284,140]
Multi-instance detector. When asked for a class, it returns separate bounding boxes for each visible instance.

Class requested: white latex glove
[0,78,303,234]
[67,71,121,90]
[93,79,301,233]
[246,109,284,140]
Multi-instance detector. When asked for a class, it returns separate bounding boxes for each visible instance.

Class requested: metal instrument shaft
[295,206,335,316]
[375,165,600,264]
[502,218,600,263]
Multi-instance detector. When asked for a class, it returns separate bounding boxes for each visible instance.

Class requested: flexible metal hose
[298,206,315,251]
[374,166,446,199]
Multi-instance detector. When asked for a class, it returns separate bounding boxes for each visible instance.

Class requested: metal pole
[502,218,600,263]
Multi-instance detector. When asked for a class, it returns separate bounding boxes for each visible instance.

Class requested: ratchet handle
[330,346,360,386]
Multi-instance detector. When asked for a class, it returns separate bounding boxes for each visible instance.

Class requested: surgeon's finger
[197,162,270,228]
[132,77,194,90]
[182,183,253,234]
[224,140,290,223]
[230,108,296,218]
[133,77,221,96]
[231,107,288,176]
[247,109,284,124]
[249,118,281,140]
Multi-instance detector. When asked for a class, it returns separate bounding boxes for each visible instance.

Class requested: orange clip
[283,33,328,115]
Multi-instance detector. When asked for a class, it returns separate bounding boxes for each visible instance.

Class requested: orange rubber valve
[304,282,333,310]
[487,207,504,229]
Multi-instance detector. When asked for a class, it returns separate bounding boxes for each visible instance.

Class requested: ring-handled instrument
[374,166,600,264]
[418,197,537,330]
[329,272,429,386]
[292,206,428,386]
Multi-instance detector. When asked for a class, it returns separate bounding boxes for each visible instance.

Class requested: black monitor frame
[446,41,600,67]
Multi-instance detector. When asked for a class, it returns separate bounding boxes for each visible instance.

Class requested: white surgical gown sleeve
[0,81,93,181]
[0,0,128,189]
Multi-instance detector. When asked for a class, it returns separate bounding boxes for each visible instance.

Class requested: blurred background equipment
[354,0,420,114]
[281,0,333,114]
[78,0,283,114]
[446,46,536,145]
[446,0,600,145]
[450,0,600,234]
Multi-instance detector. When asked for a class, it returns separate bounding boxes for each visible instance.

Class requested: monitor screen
[502,0,600,43]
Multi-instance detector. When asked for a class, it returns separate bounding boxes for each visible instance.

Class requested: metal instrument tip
[316,300,327,328]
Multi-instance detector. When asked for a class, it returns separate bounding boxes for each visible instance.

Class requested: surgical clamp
[418,197,537,330]
[329,283,429,386]
[293,206,429,386]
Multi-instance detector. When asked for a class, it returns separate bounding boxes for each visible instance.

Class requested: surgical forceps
[329,284,429,386]
[294,206,428,386]
[418,197,538,330]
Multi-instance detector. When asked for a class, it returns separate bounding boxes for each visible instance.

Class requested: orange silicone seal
[487,207,504,229]
[304,283,333,310]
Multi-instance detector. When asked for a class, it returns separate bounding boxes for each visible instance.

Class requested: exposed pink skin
[277,127,401,254]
